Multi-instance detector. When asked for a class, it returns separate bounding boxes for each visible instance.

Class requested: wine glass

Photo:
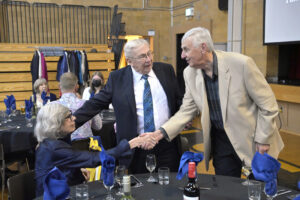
[103,177,115,200]
[241,161,252,186]
[145,154,157,183]
[25,111,33,127]
[264,179,277,200]
[115,165,126,196]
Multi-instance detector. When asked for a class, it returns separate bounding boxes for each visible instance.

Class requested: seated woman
[82,71,104,100]
[33,78,57,108]
[34,103,144,197]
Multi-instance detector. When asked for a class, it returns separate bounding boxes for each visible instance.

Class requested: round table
[37,173,299,200]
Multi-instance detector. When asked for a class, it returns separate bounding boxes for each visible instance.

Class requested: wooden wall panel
[0,43,114,110]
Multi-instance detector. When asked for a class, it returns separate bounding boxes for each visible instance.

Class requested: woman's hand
[81,168,90,181]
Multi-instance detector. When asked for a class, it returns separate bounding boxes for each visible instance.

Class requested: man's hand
[139,130,164,150]
[256,142,270,154]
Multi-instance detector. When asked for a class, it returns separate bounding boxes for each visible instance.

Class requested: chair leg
[1,160,5,200]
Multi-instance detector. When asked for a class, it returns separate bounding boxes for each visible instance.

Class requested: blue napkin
[11,95,16,110]
[176,151,203,180]
[99,151,115,186]
[41,91,50,105]
[43,166,70,200]
[25,99,33,119]
[294,195,300,200]
[252,152,281,196]
[4,95,13,115]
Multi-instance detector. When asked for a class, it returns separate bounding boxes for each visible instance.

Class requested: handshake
[128,130,164,150]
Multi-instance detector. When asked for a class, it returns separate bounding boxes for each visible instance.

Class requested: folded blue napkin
[25,99,33,119]
[43,166,70,200]
[294,195,300,200]
[4,95,14,115]
[252,152,281,196]
[11,95,16,110]
[176,151,203,180]
[41,91,50,105]
[99,151,115,186]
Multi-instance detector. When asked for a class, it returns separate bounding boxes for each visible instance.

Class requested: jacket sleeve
[243,57,279,144]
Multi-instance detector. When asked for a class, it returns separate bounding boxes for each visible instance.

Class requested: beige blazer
[162,50,284,170]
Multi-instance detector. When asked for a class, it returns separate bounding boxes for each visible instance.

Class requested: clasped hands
[129,130,163,150]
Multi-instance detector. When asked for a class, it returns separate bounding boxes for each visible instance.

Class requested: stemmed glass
[115,165,126,196]
[264,179,277,200]
[241,161,252,186]
[145,154,157,183]
[25,111,33,127]
[103,179,115,200]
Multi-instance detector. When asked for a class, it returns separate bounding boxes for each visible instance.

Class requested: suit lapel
[217,52,230,123]
[124,66,136,114]
[153,64,168,93]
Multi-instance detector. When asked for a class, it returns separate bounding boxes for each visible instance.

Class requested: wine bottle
[183,162,200,200]
[120,175,135,200]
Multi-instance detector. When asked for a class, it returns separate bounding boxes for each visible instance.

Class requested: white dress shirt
[131,67,170,134]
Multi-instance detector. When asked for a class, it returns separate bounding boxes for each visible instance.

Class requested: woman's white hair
[124,39,149,59]
[182,27,214,51]
[33,78,48,94]
[34,103,69,142]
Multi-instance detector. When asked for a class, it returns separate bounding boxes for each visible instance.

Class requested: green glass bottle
[120,175,135,200]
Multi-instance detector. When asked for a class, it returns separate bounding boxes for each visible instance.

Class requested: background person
[33,78,56,108]
[82,71,104,100]
[53,72,102,141]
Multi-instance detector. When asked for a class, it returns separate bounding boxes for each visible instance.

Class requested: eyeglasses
[132,51,153,60]
[65,111,73,120]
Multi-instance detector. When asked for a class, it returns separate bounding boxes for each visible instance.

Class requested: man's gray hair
[33,78,48,94]
[182,27,214,51]
[59,72,78,92]
[124,39,149,59]
[34,103,69,142]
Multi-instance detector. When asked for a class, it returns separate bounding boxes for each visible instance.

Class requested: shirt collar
[212,51,218,77]
[131,66,155,84]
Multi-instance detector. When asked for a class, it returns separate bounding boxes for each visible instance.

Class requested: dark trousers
[129,138,180,174]
[211,126,242,178]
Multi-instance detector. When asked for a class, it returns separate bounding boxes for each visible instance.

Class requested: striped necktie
[142,74,155,132]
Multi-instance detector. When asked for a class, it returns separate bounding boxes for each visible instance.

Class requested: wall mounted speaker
[219,0,228,11]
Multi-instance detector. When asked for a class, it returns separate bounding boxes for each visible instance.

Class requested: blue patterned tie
[142,74,155,132]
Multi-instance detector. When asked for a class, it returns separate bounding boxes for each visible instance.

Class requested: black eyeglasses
[65,111,73,120]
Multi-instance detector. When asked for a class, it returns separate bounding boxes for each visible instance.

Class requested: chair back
[71,138,90,151]
[7,170,36,200]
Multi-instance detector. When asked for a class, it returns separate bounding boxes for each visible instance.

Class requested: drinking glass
[0,111,8,124]
[264,179,277,200]
[25,111,33,127]
[248,180,261,200]
[115,165,126,196]
[242,162,252,186]
[145,154,157,183]
[20,105,25,115]
[103,176,115,200]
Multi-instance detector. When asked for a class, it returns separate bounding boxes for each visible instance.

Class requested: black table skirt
[0,114,37,153]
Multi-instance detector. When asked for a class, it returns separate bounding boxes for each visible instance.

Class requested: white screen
[264,0,300,44]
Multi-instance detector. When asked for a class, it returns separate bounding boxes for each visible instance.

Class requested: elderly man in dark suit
[74,39,183,173]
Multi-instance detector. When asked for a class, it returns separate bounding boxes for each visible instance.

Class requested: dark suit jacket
[74,62,183,167]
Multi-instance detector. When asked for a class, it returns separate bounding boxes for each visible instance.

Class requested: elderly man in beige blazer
[143,27,284,177]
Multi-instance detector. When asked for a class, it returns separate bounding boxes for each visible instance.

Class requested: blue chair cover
[43,167,70,200]
[252,152,281,196]
[176,151,203,180]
